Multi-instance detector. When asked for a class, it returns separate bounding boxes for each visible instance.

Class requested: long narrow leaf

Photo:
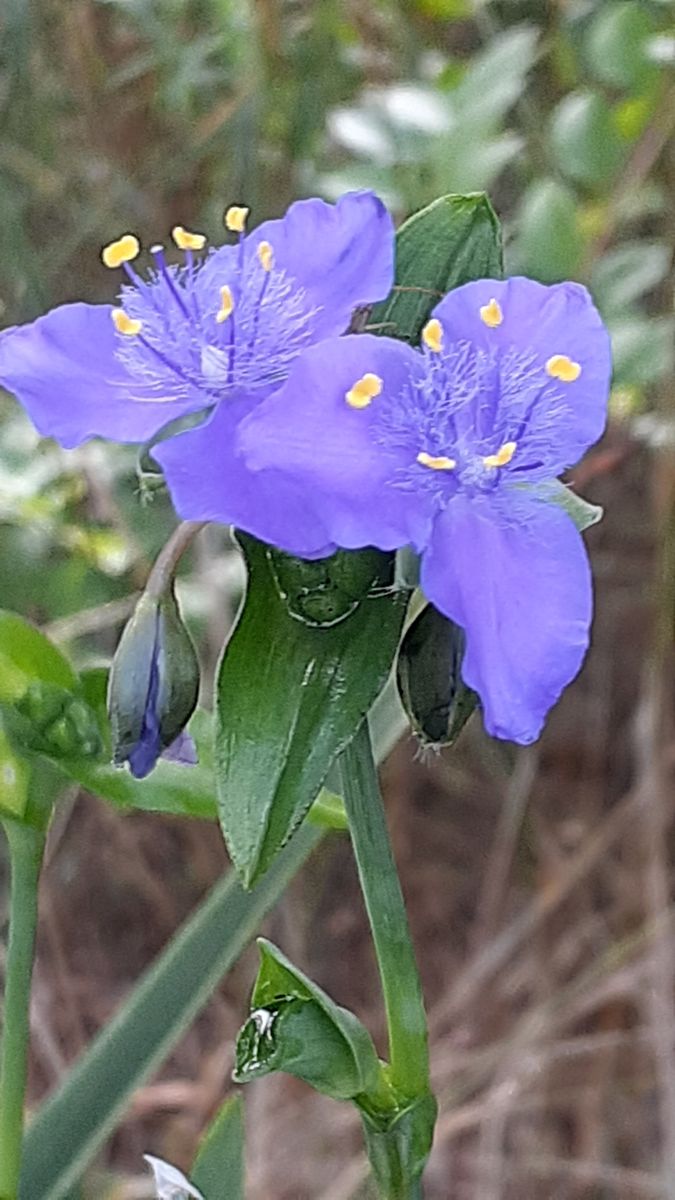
[18,825,322,1200]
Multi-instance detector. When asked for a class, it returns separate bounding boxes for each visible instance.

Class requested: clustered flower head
[0,191,612,751]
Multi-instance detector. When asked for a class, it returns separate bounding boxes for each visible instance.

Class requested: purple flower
[0,192,394,557]
[239,277,612,744]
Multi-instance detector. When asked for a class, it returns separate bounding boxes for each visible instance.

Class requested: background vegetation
[1,1,675,1196]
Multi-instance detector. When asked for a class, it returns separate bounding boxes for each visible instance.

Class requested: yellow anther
[545,353,581,382]
[483,441,517,469]
[225,205,250,234]
[172,225,207,252]
[417,451,456,471]
[345,373,382,410]
[479,298,503,328]
[257,240,274,272]
[422,318,443,353]
[216,285,235,324]
[111,309,142,336]
[101,234,140,269]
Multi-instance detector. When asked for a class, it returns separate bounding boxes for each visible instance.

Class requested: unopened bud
[8,681,103,761]
[108,584,200,779]
[397,604,477,747]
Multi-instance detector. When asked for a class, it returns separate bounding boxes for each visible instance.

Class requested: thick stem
[0,820,45,1200]
[340,723,429,1101]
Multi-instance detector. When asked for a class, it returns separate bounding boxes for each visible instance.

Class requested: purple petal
[247,191,394,339]
[154,398,337,558]
[240,334,434,551]
[420,494,592,744]
[432,277,611,464]
[161,729,198,766]
[0,303,204,448]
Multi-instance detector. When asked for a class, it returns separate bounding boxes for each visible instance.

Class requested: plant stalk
[0,819,45,1200]
[340,723,434,1198]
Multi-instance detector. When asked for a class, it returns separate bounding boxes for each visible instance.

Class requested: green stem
[340,723,430,1100]
[0,819,45,1200]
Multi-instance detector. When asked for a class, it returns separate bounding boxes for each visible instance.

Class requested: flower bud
[267,545,395,627]
[397,604,477,747]
[108,584,200,778]
[7,681,103,761]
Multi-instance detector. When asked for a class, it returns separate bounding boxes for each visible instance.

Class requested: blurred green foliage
[0,0,673,634]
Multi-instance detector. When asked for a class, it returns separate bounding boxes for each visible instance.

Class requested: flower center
[367,337,570,503]
[101,217,320,411]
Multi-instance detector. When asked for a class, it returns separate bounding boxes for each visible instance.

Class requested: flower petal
[432,277,611,463]
[0,303,203,448]
[240,334,434,551]
[247,191,394,338]
[420,494,592,743]
[153,398,336,558]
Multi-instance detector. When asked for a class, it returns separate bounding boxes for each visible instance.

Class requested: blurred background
[1,0,675,1196]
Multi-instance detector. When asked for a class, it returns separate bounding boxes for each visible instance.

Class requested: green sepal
[535,480,604,532]
[234,939,386,1104]
[397,604,477,747]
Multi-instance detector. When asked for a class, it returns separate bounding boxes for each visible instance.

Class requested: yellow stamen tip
[171,225,207,252]
[225,205,250,234]
[422,318,443,353]
[111,309,142,336]
[345,372,382,410]
[216,284,235,324]
[101,234,140,269]
[417,451,456,471]
[545,353,581,383]
[257,240,274,272]
[479,298,503,328]
[483,440,517,469]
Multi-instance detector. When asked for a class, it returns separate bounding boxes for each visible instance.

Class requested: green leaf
[585,2,657,91]
[512,179,583,282]
[0,610,76,703]
[370,193,503,346]
[191,1097,244,1200]
[591,241,671,316]
[18,824,323,1200]
[216,535,407,887]
[609,314,675,387]
[62,756,219,821]
[550,90,625,187]
[450,25,539,131]
[0,729,30,820]
[234,939,384,1102]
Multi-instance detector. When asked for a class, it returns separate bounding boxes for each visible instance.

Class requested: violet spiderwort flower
[0,192,394,556]
[239,277,612,744]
